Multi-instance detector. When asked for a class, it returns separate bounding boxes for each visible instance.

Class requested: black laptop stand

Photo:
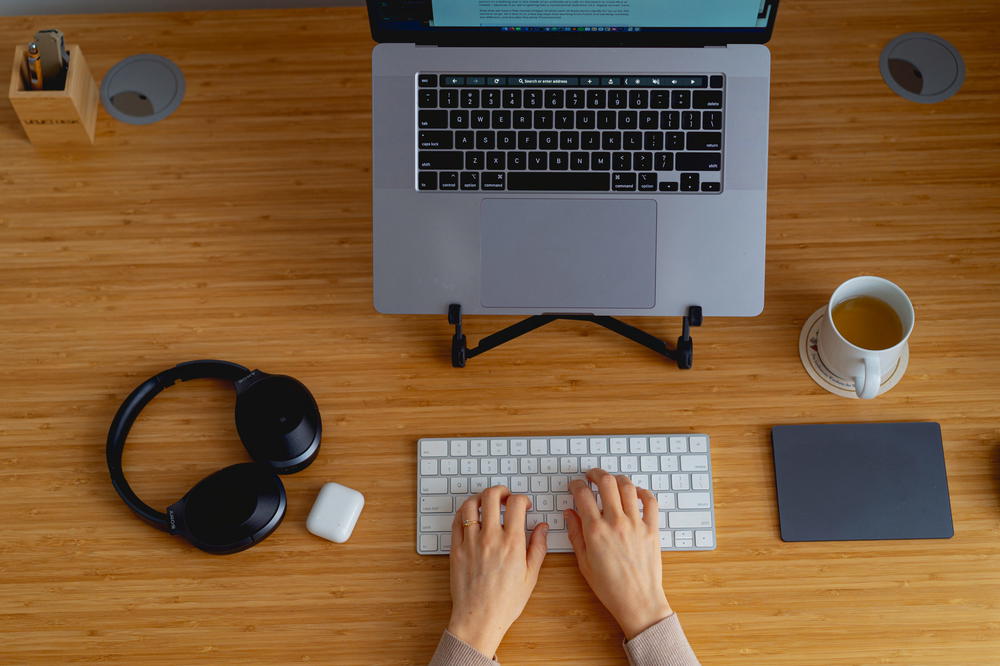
[447,304,703,369]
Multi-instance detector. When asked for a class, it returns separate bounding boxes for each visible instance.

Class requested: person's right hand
[565,468,673,640]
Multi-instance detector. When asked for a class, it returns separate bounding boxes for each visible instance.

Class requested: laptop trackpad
[481,198,656,309]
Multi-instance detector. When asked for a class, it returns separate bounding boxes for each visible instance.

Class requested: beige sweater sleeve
[428,614,699,666]
[428,629,498,666]
[623,613,701,666]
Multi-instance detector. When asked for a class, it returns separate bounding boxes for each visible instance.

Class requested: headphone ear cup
[235,374,321,474]
[169,463,285,554]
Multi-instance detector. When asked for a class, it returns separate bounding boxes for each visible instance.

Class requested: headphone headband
[105,360,251,531]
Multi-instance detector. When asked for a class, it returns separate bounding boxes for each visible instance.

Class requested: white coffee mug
[816,276,914,399]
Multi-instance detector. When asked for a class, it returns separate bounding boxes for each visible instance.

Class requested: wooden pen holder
[8,44,98,145]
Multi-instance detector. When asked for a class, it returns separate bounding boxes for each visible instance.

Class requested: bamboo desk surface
[1,4,998,665]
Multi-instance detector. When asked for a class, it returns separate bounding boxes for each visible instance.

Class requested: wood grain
[0,3,998,664]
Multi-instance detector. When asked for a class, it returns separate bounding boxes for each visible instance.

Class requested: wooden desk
[1,4,998,664]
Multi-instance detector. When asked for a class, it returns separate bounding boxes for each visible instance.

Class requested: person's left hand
[446,486,549,657]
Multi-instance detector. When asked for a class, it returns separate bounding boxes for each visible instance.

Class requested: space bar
[507,173,610,191]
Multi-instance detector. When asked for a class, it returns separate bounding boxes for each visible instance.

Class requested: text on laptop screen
[376,0,772,32]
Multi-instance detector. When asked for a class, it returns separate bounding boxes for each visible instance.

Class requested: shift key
[420,515,454,532]
[419,151,463,170]
[668,511,712,528]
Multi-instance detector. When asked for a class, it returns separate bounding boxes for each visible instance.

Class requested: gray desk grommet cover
[880,33,964,104]
[100,54,185,124]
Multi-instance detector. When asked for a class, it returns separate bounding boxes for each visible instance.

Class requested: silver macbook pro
[368,0,778,317]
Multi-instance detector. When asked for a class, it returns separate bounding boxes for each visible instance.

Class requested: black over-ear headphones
[106,360,321,554]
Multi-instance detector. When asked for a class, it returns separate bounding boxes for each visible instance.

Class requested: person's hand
[446,486,549,657]
[565,468,672,640]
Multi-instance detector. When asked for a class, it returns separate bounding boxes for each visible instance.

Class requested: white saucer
[799,307,909,399]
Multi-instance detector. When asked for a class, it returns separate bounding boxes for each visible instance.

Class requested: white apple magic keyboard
[417,434,715,555]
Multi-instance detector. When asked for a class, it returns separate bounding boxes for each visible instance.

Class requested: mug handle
[854,356,880,399]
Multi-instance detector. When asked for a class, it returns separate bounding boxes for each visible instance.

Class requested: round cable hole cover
[880,33,964,104]
[101,54,185,124]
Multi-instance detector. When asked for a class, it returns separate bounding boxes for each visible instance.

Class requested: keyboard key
[609,89,627,108]
[661,110,680,130]
[675,537,693,548]
[695,530,714,547]
[460,89,479,108]
[520,458,538,474]
[701,182,721,192]
[677,153,721,171]
[566,89,585,108]
[546,512,565,530]
[678,492,711,509]
[560,457,578,473]
[613,152,632,171]
[526,513,544,530]
[556,493,574,510]
[623,132,642,150]
[570,152,589,170]
[420,515,452,532]
[652,474,670,491]
[546,531,572,550]
[471,111,490,129]
[490,439,509,456]
[440,89,458,108]
[419,534,438,552]
[511,476,528,493]
[441,459,458,475]
[441,533,452,551]
[640,455,659,472]
[482,172,505,190]
[689,436,708,452]
[704,111,722,130]
[503,89,522,108]
[539,131,558,149]
[540,457,557,474]
[639,173,657,191]
[490,476,508,489]
[417,73,437,87]
[659,181,679,192]
[693,90,723,109]
[666,132,684,150]
[657,492,676,509]
[536,495,554,511]
[681,173,700,191]
[600,456,619,472]
[421,440,448,457]
[620,456,638,472]
[421,477,448,494]
[549,152,569,170]
[660,455,679,471]
[552,476,569,492]
[709,75,723,89]
[481,458,499,474]
[418,151,462,170]
[632,475,650,490]
[421,496,453,513]
[681,455,709,471]
[460,171,479,190]
[465,152,484,170]
[545,89,564,108]
[471,477,488,492]
[669,511,712,528]
[682,111,701,130]
[581,456,599,471]
[630,437,648,453]
[508,173,610,191]
[660,531,673,548]
[501,458,518,474]
[460,459,477,475]
[418,89,437,108]
[418,110,448,128]
[576,110,596,130]
[692,474,710,490]
[618,111,638,130]
[601,132,622,150]
[421,459,438,475]
[629,89,648,108]
[482,89,501,108]
[671,90,691,108]
[449,110,469,128]
[671,474,690,490]
[612,173,637,192]
[651,90,669,108]
[686,132,722,151]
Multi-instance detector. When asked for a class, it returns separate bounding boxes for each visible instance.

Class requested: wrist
[446,616,506,658]
[616,597,673,640]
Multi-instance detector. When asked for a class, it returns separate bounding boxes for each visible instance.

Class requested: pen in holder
[8,44,98,145]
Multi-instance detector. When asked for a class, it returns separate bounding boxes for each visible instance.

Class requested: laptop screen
[368,0,778,46]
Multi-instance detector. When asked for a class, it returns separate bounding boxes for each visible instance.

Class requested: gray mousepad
[771,423,953,542]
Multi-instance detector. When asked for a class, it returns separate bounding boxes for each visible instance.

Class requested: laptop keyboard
[416,73,723,193]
